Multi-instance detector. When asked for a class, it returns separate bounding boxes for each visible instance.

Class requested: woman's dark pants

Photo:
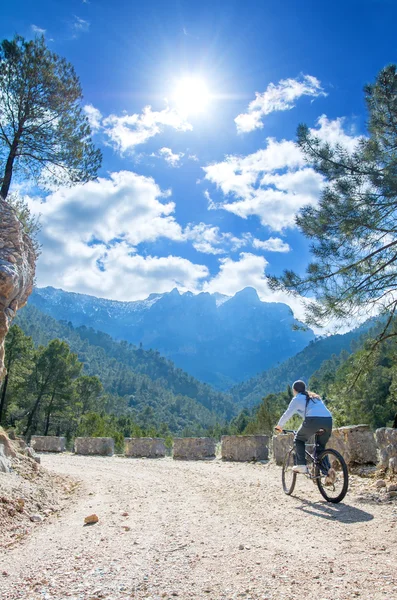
[294,417,333,465]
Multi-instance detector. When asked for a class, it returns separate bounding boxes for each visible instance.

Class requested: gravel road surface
[1,454,396,600]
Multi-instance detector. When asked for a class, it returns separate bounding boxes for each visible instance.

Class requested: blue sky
[3,0,397,320]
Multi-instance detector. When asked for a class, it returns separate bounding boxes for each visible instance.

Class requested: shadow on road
[292,498,374,523]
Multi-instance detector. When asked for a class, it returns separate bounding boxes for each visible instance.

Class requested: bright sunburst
[172,76,210,116]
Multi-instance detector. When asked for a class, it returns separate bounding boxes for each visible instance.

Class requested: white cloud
[204,116,361,231]
[31,25,46,34]
[27,170,183,249]
[313,115,362,152]
[184,223,250,255]
[31,235,209,301]
[84,104,103,133]
[24,170,212,299]
[103,106,192,154]
[157,147,184,167]
[235,74,326,133]
[54,243,209,301]
[25,171,309,319]
[253,237,291,252]
[203,138,321,231]
[73,16,90,33]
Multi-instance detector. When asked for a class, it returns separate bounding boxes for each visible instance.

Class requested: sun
[172,76,210,116]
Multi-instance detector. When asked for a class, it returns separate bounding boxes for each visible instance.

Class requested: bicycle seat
[315,428,325,435]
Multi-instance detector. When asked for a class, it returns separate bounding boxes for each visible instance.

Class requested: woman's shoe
[292,465,309,474]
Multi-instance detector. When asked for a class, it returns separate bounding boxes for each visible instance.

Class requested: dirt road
[1,455,396,600]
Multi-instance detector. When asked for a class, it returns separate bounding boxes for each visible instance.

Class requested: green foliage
[22,339,82,441]
[309,330,397,428]
[76,413,125,453]
[230,387,294,436]
[0,324,34,425]
[270,65,397,334]
[0,35,101,198]
[13,304,236,436]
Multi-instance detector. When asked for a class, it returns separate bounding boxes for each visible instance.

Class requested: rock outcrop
[0,198,36,381]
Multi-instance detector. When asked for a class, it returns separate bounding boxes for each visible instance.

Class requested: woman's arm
[276,396,301,429]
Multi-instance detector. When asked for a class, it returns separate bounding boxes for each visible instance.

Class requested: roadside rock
[0,444,10,473]
[375,479,387,489]
[29,514,43,523]
[84,514,99,525]
[0,198,36,382]
[24,446,41,464]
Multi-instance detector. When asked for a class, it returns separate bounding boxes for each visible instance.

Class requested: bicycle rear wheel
[315,449,348,503]
[282,448,297,495]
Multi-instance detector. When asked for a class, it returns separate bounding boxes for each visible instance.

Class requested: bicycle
[280,429,349,503]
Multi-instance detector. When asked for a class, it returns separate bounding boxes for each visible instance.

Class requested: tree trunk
[0,140,19,200]
[44,394,55,436]
[393,412,397,429]
[24,393,43,443]
[0,373,9,425]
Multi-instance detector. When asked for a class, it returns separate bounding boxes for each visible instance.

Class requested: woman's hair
[292,380,307,395]
[292,380,320,400]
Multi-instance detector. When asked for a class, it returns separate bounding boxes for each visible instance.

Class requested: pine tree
[23,339,81,441]
[0,35,101,199]
[0,325,34,425]
[270,65,397,334]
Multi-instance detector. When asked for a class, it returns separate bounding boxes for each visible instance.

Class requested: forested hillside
[5,304,236,440]
[231,319,397,436]
[231,320,376,409]
[308,332,397,429]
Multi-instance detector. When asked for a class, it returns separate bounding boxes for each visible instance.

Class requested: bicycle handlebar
[276,429,296,434]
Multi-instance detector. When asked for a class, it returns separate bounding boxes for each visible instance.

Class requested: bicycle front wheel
[282,448,297,495]
[315,449,348,503]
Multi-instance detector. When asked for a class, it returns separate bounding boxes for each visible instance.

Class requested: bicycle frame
[280,428,349,503]
[282,429,329,480]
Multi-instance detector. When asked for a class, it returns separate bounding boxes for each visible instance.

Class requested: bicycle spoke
[315,449,349,503]
[282,448,297,495]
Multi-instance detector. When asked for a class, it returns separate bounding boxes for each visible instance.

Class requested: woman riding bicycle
[275,380,333,475]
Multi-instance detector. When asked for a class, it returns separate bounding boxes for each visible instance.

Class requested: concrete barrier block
[272,433,295,465]
[31,436,66,453]
[125,437,166,458]
[173,437,216,460]
[330,425,377,466]
[221,435,269,462]
[74,437,114,456]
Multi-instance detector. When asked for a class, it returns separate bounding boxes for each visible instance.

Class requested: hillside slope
[231,320,376,409]
[15,305,236,432]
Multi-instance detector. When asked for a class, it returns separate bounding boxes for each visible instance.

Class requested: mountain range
[15,299,376,431]
[28,286,316,389]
